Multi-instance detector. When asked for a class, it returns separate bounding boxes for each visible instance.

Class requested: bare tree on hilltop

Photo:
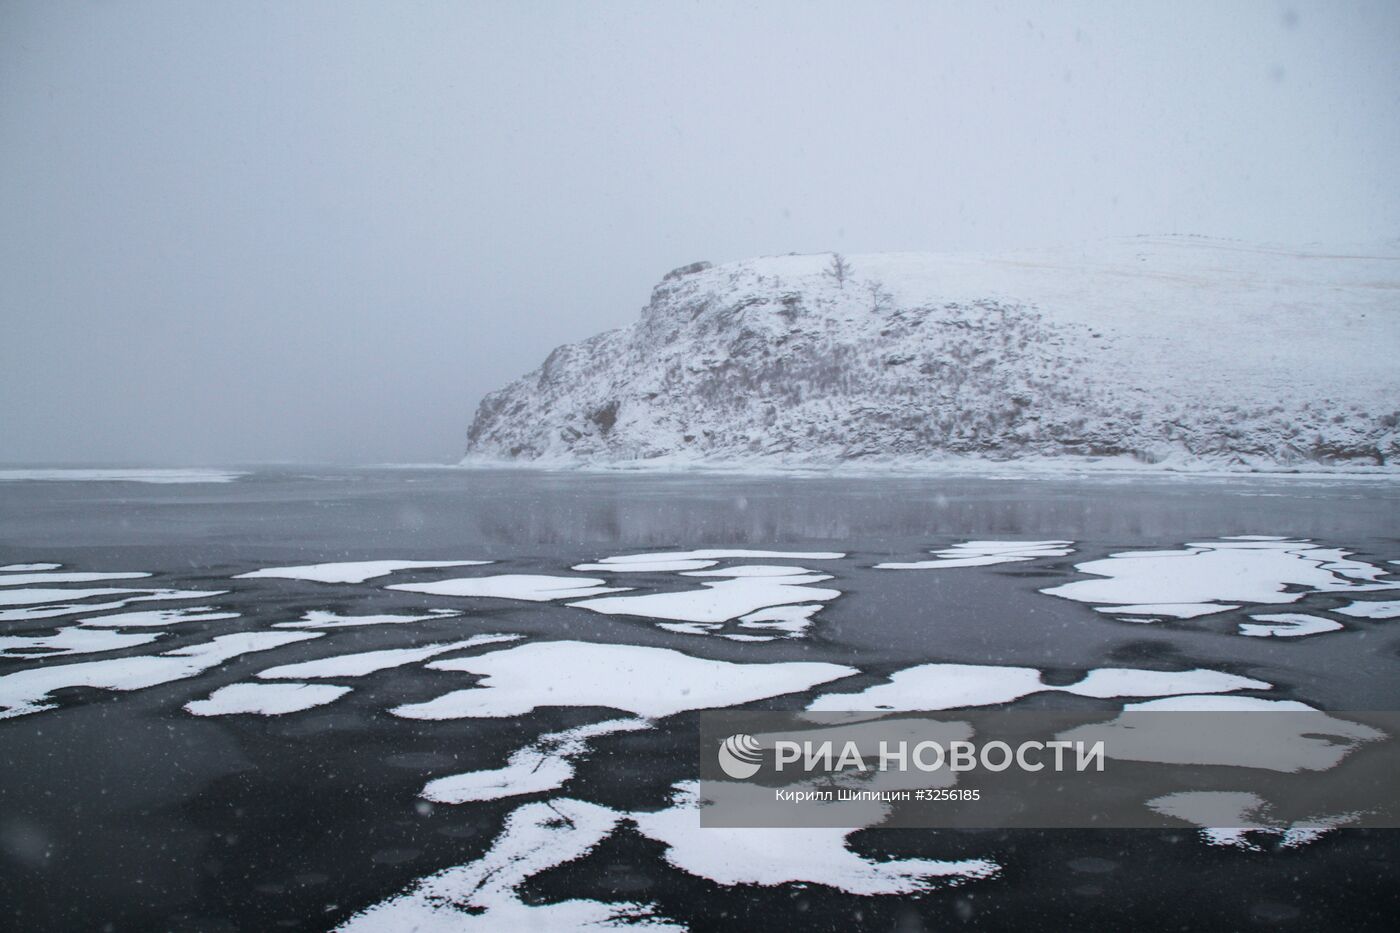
[826,252,852,289]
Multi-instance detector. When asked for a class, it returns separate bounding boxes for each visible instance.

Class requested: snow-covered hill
[463,237,1400,472]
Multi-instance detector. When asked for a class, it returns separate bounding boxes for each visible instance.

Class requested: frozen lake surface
[0,467,1397,930]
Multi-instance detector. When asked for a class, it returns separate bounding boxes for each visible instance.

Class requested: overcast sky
[2,1,1397,465]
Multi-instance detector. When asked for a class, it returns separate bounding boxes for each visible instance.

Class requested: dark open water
[1,467,1397,931]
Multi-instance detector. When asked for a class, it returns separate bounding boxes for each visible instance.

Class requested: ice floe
[341,776,995,932]
[392,640,858,720]
[0,571,153,587]
[0,589,229,623]
[572,559,718,573]
[185,682,352,716]
[1041,536,1399,619]
[682,564,827,578]
[0,631,319,718]
[1145,791,1362,850]
[570,569,839,624]
[422,718,650,804]
[735,603,823,637]
[1058,698,1382,772]
[1238,614,1344,638]
[1334,599,1400,619]
[389,574,628,602]
[633,781,999,894]
[273,609,461,629]
[0,563,62,572]
[77,607,239,627]
[877,540,1074,570]
[0,587,168,607]
[807,663,1269,711]
[0,627,160,658]
[0,468,246,484]
[337,797,681,932]
[257,635,519,680]
[236,560,490,584]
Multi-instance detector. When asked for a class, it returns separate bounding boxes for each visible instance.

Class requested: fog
[2,0,1396,465]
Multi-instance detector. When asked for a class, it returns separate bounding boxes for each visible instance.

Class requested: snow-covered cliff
[463,237,1400,471]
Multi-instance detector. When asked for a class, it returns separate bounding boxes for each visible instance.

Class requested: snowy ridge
[463,237,1400,471]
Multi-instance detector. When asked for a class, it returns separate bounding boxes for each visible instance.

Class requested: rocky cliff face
[464,238,1400,470]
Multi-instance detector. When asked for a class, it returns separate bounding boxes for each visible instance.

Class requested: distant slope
[463,237,1400,471]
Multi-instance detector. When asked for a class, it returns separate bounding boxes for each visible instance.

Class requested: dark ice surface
[1,467,1397,931]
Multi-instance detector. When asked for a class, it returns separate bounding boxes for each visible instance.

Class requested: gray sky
[2,0,1397,465]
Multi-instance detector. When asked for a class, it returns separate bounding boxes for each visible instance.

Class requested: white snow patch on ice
[185,682,351,716]
[655,622,720,636]
[78,607,239,628]
[736,603,824,637]
[681,564,821,578]
[236,560,491,584]
[257,635,520,680]
[273,609,462,629]
[0,587,164,607]
[423,718,650,804]
[1146,791,1362,850]
[1042,538,1398,618]
[1238,613,1344,638]
[571,573,839,624]
[808,663,1268,711]
[1059,700,1381,772]
[0,571,153,587]
[0,590,228,623]
[389,574,629,602]
[0,631,320,718]
[336,797,680,932]
[393,640,858,720]
[634,781,998,893]
[1334,599,1400,619]
[572,559,717,573]
[877,540,1074,570]
[587,549,845,564]
[0,627,160,658]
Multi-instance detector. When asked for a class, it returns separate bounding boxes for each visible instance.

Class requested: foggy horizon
[3,0,1398,466]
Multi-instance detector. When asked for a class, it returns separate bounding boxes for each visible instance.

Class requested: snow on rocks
[461,239,1400,471]
[235,560,490,584]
